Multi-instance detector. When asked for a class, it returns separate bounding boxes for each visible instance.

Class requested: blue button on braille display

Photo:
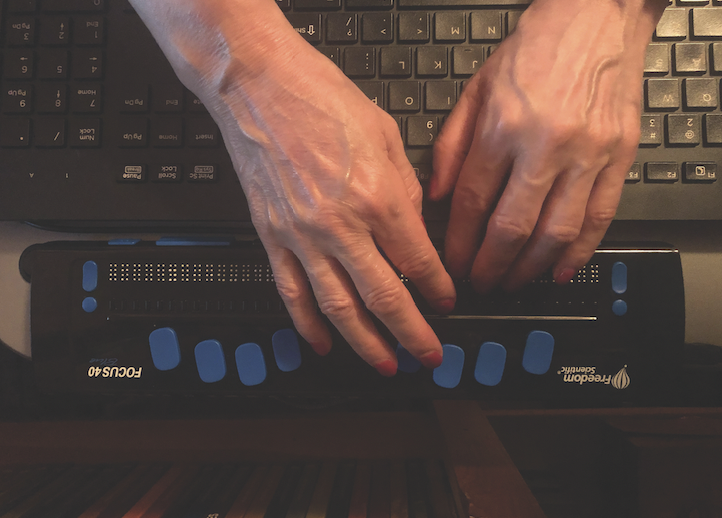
[272,329,302,372]
[612,299,628,316]
[522,331,555,375]
[81,296,97,313]
[149,327,181,371]
[612,261,628,294]
[235,343,267,386]
[474,342,507,387]
[108,238,141,246]
[194,340,226,383]
[82,261,98,292]
[433,344,464,389]
[395,344,421,374]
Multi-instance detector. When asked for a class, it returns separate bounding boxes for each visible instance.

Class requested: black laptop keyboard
[0,0,721,231]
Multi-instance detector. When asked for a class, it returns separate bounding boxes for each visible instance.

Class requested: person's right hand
[130,0,457,376]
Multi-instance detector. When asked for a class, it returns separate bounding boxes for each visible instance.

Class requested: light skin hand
[430,0,668,293]
[129,0,456,375]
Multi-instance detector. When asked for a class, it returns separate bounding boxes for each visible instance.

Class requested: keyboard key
[72,48,104,79]
[4,49,35,79]
[362,13,393,42]
[644,43,669,74]
[187,92,208,113]
[673,42,707,73]
[69,118,101,147]
[417,46,448,76]
[36,83,67,113]
[474,342,506,387]
[151,164,182,182]
[692,7,722,37]
[118,118,148,147]
[0,117,30,147]
[6,17,36,45]
[646,78,680,109]
[295,0,341,9]
[327,13,357,42]
[119,85,149,112]
[3,85,32,113]
[626,162,641,182]
[186,118,220,147]
[434,12,465,41]
[406,115,438,146]
[425,80,457,110]
[398,12,429,42]
[154,84,184,112]
[470,10,503,42]
[316,46,340,66]
[401,0,530,6]
[655,7,687,38]
[35,118,65,147]
[452,46,485,75]
[684,77,718,108]
[152,118,183,147]
[285,13,322,43]
[667,113,701,145]
[72,84,102,112]
[346,0,393,8]
[388,80,420,111]
[343,47,376,77]
[8,0,37,13]
[640,115,663,145]
[74,16,105,45]
[507,10,522,34]
[354,80,384,107]
[683,162,717,181]
[189,164,218,182]
[42,0,105,12]
[195,340,227,383]
[37,48,68,79]
[39,17,70,45]
[380,47,412,76]
[705,113,722,143]
[645,162,679,182]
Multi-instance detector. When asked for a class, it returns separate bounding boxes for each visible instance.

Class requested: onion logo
[611,365,630,390]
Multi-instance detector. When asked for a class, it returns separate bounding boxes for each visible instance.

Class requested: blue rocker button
[433,344,464,389]
[82,260,98,292]
[612,299,628,316]
[612,261,628,294]
[272,329,301,372]
[474,342,507,387]
[396,343,422,374]
[149,327,181,371]
[235,343,267,386]
[194,340,226,383]
[522,331,555,375]
[81,296,97,313]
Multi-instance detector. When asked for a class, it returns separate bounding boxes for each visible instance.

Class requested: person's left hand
[430,0,667,292]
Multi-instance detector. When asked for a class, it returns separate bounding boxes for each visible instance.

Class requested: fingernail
[374,359,397,377]
[311,342,332,357]
[420,350,443,369]
[555,268,576,285]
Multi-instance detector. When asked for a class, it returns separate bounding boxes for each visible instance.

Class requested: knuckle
[489,213,534,245]
[541,223,580,245]
[586,206,617,231]
[364,283,408,317]
[275,279,304,308]
[318,295,356,321]
[395,251,437,280]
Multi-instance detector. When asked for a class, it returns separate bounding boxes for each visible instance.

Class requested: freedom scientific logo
[557,365,631,390]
